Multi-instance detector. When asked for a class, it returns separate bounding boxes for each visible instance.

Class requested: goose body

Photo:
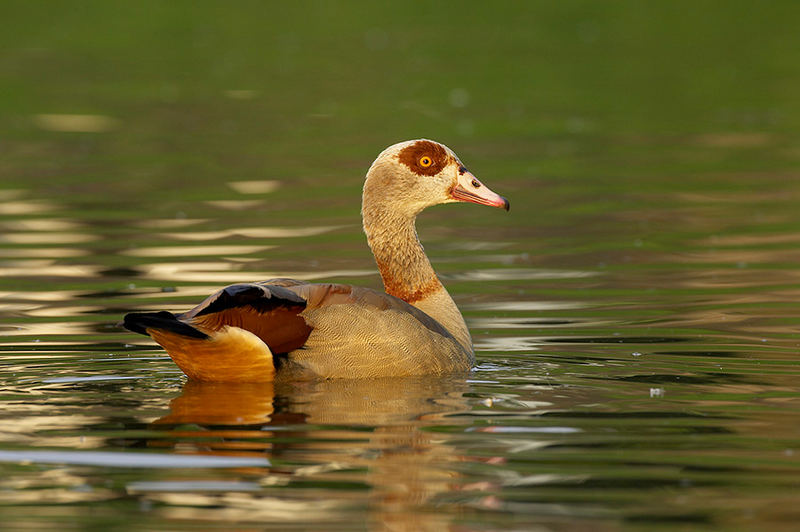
[124,139,509,381]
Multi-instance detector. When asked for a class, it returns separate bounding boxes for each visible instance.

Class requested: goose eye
[419,156,433,168]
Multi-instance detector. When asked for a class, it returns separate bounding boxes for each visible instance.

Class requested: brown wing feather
[177,282,312,354]
[190,307,312,354]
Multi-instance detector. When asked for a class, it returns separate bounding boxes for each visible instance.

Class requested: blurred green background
[3,1,799,191]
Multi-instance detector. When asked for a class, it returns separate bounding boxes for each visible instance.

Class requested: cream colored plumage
[124,139,509,381]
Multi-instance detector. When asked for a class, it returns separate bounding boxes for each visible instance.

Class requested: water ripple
[0,450,270,468]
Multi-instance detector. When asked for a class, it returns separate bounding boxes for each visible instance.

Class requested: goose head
[363,139,509,219]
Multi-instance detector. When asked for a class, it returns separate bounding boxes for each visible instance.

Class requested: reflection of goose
[154,381,277,426]
[154,376,469,427]
[124,140,509,381]
[148,378,473,528]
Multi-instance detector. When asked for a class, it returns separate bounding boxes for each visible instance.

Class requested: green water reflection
[2,1,800,530]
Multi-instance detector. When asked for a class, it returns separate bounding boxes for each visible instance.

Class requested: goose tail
[122,311,275,382]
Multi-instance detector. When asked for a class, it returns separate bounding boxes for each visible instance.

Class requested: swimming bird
[123,139,509,381]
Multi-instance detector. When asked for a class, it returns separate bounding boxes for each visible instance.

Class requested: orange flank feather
[149,326,275,382]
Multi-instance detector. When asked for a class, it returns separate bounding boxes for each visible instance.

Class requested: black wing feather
[123,311,209,339]
[192,283,307,318]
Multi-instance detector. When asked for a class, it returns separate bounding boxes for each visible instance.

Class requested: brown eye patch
[397,140,448,176]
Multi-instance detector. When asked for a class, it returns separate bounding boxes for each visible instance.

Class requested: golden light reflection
[0,466,90,490]
[444,241,510,251]
[0,487,114,504]
[150,496,344,524]
[204,200,264,211]
[0,261,101,278]
[139,262,374,283]
[451,268,598,281]
[24,305,104,318]
[466,301,586,311]
[0,302,37,313]
[163,225,343,240]
[0,290,81,302]
[31,436,106,449]
[136,218,209,229]
[470,316,608,329]
[0,414,104,439]
[0,232,97,244]
[138,262,276,283]
[227,180,281,194]
[0,342,99,350]
[0,200,59,215]
[0,248,87,258]
[0,219,83,231]
[123,245,274,258]
[1,322,99,337]
[474,336,543,351]
[436,253,528,264]
[33,113,118,133]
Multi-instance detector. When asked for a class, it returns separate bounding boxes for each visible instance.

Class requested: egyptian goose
[124,139,509,381]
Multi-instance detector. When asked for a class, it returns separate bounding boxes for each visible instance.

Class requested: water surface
[1,2,800,530]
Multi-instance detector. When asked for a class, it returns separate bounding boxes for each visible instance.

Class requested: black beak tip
[502,197,510,212]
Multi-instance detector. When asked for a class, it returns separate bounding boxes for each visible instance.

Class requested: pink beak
[450,168,510,211]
